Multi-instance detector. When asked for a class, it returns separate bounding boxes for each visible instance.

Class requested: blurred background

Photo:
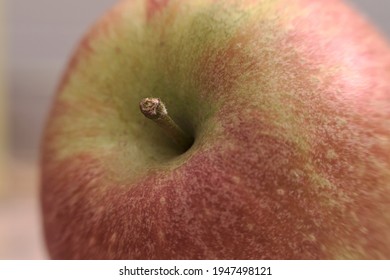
[0,0,390,259]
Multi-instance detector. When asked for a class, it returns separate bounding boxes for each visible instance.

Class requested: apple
[41,0,390,259]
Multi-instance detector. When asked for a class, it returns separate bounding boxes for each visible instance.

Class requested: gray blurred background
[1,0,390,259]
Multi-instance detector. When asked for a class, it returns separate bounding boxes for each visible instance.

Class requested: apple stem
[139,97,193,150]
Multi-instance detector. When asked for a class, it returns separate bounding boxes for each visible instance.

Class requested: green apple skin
[41,0,390,259]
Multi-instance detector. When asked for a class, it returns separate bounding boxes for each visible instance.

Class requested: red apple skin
[41,0,390,259]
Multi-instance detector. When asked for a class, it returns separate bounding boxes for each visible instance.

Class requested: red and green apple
[41,0,390,259]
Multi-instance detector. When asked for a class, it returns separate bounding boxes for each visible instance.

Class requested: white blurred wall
[6,0,118,159]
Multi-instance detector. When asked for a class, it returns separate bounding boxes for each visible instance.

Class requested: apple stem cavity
[140,97,194,151]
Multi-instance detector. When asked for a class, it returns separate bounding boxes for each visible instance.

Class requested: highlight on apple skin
[41,0,390,259]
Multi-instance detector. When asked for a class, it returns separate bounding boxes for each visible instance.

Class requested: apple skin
[41,0,390,259]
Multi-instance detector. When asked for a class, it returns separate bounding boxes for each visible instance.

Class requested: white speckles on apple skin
[45,116,390,260]
[276,189,285,196]
[325,149,338,160]
[159,196,166,205]
[109,232,117,243]
[42,125,389,259]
